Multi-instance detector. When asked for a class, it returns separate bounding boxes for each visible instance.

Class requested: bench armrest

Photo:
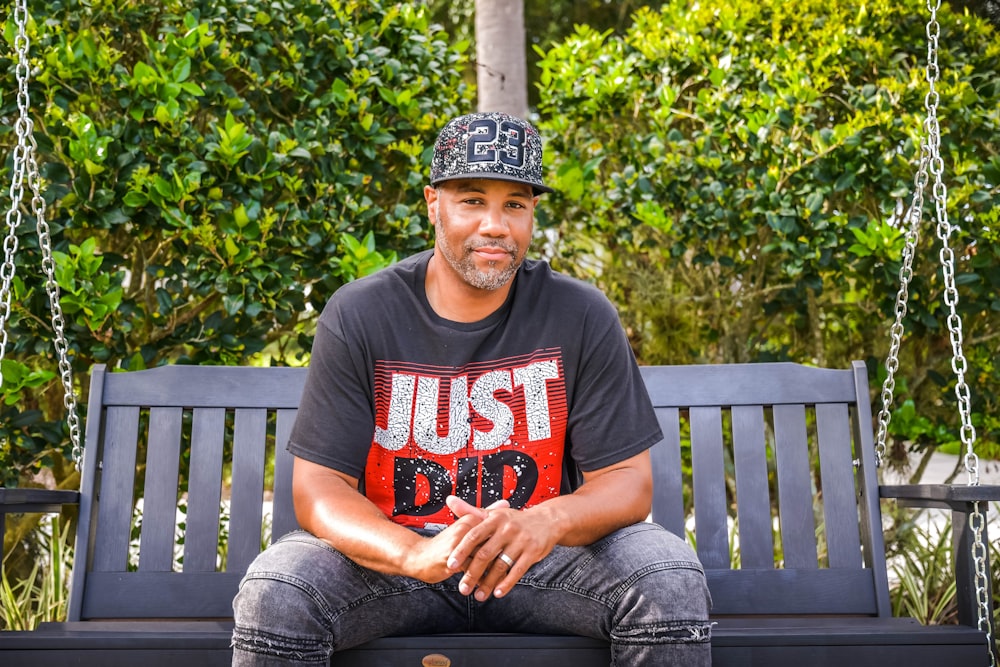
[0,488,81,553]
[880,483,1000,511]
[880,483,999,638]
[0,488,80,513]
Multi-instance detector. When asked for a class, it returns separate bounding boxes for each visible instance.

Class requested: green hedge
[3,0,999,503]
[535,0,1000,467]
[0,0,471,488]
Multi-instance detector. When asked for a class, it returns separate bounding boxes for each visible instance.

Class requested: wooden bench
[1,361,997,666]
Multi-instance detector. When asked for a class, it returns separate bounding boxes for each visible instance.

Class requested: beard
[435,210,525,291]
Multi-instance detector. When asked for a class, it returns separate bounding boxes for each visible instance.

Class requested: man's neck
[424,252,513,323]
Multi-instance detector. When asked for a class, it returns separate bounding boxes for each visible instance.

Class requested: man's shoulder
[316,251,428,332]
[518,258,613,306]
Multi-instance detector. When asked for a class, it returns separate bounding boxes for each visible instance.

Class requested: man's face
[427,179,538,291]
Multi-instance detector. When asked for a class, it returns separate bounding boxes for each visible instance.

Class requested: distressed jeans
[231,521,711,666]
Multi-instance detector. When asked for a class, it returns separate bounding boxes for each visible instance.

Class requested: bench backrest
[642,361,890,617]
[70,365,306,621]
[69,361,890,622]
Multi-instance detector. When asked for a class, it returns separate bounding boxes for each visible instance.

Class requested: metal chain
[970,500,996,664]
[875,0,994,660]
[1,0,84,470]
[922,2,994,658]
[0,2,32,374]
[874,144,928,467]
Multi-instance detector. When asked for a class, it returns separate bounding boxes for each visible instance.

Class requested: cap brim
[432,172,554,195]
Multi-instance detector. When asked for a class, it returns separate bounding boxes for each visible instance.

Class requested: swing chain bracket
[1,0,84,471]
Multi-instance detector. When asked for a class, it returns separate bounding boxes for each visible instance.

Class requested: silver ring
[497,552,516,568]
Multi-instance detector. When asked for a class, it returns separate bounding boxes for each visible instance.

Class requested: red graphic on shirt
[365,349,567,528]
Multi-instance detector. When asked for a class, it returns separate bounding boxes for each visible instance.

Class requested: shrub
[535,0,1000,470]
[0,0,471,495]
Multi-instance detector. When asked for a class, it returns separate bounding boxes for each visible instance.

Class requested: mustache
[465,239,518,255]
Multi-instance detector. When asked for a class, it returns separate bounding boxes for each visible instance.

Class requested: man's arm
[446,449,653,601]
[292,456,497,584]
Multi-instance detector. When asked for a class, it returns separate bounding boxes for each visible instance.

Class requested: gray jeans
[231,522,711,666]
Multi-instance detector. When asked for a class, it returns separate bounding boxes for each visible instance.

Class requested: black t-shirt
[288,250,662,528]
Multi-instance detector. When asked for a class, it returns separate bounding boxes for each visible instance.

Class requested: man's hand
[399,497,509,584]
[444,495,559,603]
[440,451,654,603]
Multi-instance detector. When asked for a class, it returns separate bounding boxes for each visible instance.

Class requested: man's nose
[478,205,508,236]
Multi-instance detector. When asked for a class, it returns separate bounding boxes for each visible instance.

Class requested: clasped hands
[411,494,555,603]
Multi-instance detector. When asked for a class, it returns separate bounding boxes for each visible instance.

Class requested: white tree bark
[474,0,528,118]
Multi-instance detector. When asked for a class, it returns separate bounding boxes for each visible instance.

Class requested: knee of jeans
[234,572,332,637]
[231,629,331,664]
[613,563,712,643]
[232,574,334,662]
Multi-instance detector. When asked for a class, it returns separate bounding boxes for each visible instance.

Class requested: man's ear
[422,185,438,229]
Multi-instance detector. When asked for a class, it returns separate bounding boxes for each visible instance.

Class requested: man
[232,111,711,665]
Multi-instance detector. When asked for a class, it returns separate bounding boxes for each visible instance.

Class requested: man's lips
[472,247,513,262]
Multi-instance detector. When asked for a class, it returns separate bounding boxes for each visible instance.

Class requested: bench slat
[184,408,226,572]
[731,405,774,568]
[272,408,298,541]
[138,407,183,572]
[691,407,729,568]
[100,365,306,408]
[93,406,140,573]
[816,403,863,568]
[227,408,267,573]
[773,404,819,568]
[640,363,856,406]
[650,407,684,536]
[707,568,877,615]
[81,572,242,619]
[850,361,894,616]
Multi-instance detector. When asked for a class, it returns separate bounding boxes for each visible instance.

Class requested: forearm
[292,456,431,578]
[297,484,422,575]
[526,459,652,547]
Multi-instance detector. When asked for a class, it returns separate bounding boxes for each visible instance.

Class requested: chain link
[874,151,927,467]
[874,0,994,661]
[0,1,32,375]
[970,501,995,663]
[1,0,84,470]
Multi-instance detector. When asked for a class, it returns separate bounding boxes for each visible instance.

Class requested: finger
[474,550,521,602]
[446,501,513,571]
[444,515,497,571]
[448,515,501,574]
[446,495,509,520]
[439,516,484,571]
[491,553,526,599]
[445,495,481,519]
[463,532,524,601]
[456,535,507,597]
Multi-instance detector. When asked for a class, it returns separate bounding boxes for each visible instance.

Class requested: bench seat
[0,617,987,666]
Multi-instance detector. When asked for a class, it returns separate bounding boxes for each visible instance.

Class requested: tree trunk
[474,0,528,118]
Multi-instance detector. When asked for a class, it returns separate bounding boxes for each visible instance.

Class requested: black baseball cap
[429,111,554,195]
